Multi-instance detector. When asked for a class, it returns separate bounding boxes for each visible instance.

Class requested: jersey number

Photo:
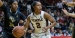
[36,23,41,28]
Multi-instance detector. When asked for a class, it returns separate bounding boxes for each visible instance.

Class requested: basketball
[12,26,25,38]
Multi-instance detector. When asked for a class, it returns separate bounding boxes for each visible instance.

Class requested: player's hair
[8,0,18,6]
[31,1,39,12]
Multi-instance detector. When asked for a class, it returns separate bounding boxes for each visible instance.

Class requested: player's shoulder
[17,12,23,15]
[27,13,34,21]
[40,10,45,15]
[28,13,33,17]
[41,11,49,15]
[42,11,51,18]
[41,10,45,13]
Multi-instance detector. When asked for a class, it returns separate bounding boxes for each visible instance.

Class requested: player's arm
[19,12,26,24]
[62,0,75,6]
[0,0,3,7]
[65,2,75,6]
[66,2,75,4]
[24,16,30,30]
[44,12,56,29]
[27,24,34,33]
[62,8,75,18]
[29,23,34,30]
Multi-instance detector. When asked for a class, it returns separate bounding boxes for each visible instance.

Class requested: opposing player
[24,1,56,38]
[62,0,75,7]
[0,0,26,38]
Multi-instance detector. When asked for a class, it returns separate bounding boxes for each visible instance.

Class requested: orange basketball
[12,26,25,38]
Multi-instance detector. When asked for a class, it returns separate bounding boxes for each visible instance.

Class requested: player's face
[33,2,42,11]
[11,1,18,11]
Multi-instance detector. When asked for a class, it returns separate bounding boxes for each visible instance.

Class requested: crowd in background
[43,0,74,37]
[0,0,74,38]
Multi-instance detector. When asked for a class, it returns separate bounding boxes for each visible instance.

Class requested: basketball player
[62,0,75,7]
[0,0,26,38]
[24,1,56,38]
[62,8,75,38]
[62,0,75,38]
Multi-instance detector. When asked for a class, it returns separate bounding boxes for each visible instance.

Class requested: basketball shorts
[31,33,51,38]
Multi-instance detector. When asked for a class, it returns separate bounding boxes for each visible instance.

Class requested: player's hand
[62,8,69,16]
[42,27,48,32]
[19,20,24,24]
[27,30,32,33]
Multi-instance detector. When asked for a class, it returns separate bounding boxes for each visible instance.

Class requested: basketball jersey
[29,11,50,34]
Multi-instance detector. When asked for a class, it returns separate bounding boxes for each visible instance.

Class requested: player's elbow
[53,21,57,26]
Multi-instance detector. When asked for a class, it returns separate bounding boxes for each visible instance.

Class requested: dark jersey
[0,4,26,33]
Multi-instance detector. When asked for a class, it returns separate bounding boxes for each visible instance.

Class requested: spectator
[56,1,63,13]
[64,31,71,36]
[59,30,63,36]
[60,23,67,33]
[50,27,55,36]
